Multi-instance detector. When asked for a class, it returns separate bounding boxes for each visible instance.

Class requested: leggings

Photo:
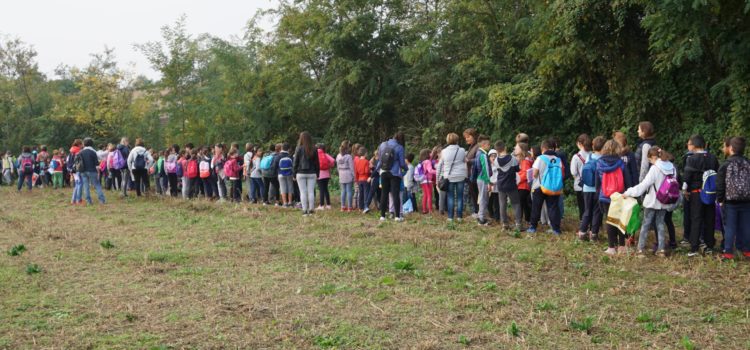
[318,178,331,206]
[421,183,433,213]
[519,189,531,224]
[167,173,178,197]
[380,173,402,218]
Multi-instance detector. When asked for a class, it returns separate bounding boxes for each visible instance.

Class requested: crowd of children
[4,123,750,260]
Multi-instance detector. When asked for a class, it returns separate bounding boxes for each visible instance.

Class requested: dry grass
[1,187,749,349]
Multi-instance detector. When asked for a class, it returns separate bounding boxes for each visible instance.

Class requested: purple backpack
[112,149,126,169]
[655,173,680,204]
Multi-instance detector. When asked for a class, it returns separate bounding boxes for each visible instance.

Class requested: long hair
[339,140,350,155]
[298,131,315,158]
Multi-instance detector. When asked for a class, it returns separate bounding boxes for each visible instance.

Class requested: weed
[313,334,349,348]
[536,301,557,312]
[701,313,716,323]
[507,321,520,337]
[680,336,695,350]
[7,244,26,256]
[458,335,471,345]
[481,282,498,292]
[25,264,41,275]
[570,316,594,334]
[100,240,115,249]
[392,260,416,271]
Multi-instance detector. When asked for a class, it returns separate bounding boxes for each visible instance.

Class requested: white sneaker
[394,217,404,222]
[379,217,386,222]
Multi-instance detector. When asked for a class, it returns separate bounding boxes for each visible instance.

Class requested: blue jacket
[376,139,407,177]
[595,155,633,203]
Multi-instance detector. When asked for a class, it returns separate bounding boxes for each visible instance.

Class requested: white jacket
[623,160,676,210]
[436,145,468,183]
[127,146,154,173]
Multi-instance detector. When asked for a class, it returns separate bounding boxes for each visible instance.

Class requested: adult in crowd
[293,131,320,216]
[463,128,480,216]
[78,138,106,205]
[127,138,154,197]
[376,132,408,222]
[117,137,131,196]
[437,133,468,222]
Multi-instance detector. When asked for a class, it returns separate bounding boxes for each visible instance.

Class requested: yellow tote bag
[606,193,638,234]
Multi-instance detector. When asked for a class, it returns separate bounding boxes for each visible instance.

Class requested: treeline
[1,0,748,158]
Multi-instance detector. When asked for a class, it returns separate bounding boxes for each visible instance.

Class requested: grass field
[1,187,749,349]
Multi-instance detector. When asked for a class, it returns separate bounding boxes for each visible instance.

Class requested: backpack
[19,155,34,174]
[539,155,563,196]
[700,170,717,204]
[199,159,211,178]
[74,153,84,173]
[50,159,59,171]
[655,172,680,205]
[112,149,126,170]
[65,153,76,172]
[600,165,625,202]
[165,158,177,174]
[134,153,146,170]
[319,152,332,171]
[278,155,293,176]
[224,159,239,179]
[380,144,395,172]
[581,155,597,188]
[186,159,199,179]
[725,158,750,201]
[260,154,274,170]
[414,163,426,183]
[175,162,183,177]
[99,159,106,173]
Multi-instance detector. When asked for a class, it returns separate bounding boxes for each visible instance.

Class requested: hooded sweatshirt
[623,159,676,210]
[596,155,632,203]
[495,154,520,192]
[127,146,154,172]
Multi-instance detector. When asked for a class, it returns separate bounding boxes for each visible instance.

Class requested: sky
[0,0,277,80]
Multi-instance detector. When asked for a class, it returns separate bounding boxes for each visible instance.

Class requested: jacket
[636,139,655,182]
[570,151,591,192]
[495,154,520,192]
[79,147,100,173]
[683,151,719,192]
[375,139,407,177]
[293,146,319,176]
[517,157,532,191]
[623,160,676,210]
[596,155,633,203]
[336,153,355,183]
[621,151,638,189]
[127,146,154,172]
[473,148,491,183]
[354,156,371,182]
[436,145,467,183]
[717,155,750,204]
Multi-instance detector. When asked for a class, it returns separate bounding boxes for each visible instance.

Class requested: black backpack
[380,145,395,172]
[726,157,750,201]
[74,153,84,173]
[134,153,146,170]
[65,152,76,173]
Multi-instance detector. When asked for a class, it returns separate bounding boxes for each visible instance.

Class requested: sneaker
[471,213,479,219]
[379,217,386,222]
[394,217,404,222]
[656,250,667,258]
[546,229,561,236]
[325,205,332,210]
[679,239,690,247]
[447,218,454,223]
[721,253,734,261]
[604,248,617,256]
[316,206,324,211]
[526,228,537,234]
[341,207,347,212]
[699,242,708,250]
[687,251,700,257]
[589,232,599,241]
[636,250,646,258]
[302,211,310,217]
[456,218,463,223]
[704,248,714,255]
[477,219,489,226]
[363,208,370,214]
[742,251,750,259]
[617,246,629,255]
[576,231,588,240]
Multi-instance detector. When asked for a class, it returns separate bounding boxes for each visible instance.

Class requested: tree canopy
[1,0,748,156]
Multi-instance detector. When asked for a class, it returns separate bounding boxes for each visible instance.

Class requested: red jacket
[354,157,371,182]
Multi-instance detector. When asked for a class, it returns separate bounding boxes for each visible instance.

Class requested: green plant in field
[392,260,415,271]
[313,334,349,348]
[25,264,41,275]
[100,240,115,249]
[536,301,557,312]
[7,244,26,256]
[457,335,470,345]
[480,282,497,292]
[680,336,695,350]
[701,313,716,323]
[507,321,520,337]
[570,316,594,334]
[643,321,669,333]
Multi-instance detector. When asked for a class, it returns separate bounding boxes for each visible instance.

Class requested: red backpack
[600,166,625,201]
[186,159,199,179]
[319,150,332,171]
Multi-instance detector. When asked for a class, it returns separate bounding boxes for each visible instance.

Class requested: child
[577,136,604,241]
[597,140,632,255]
[250,149,265,204]
[515,143,533,227]
[224,149,242,202]
[495,141,522,231]
[365,152,381,211]
[50,150,64,189]
[277,143,294,207]
[623,146,677,257]
[199,147,214,199]
[488,149,500,221]
[571,134,592,220]
[403,153,418,213]
[317,144,335,210]
[717,136,750,260]
[260,144,276,205]
[17,146,35,192]
[417,149,436,214]
[351,143,362,210]
[682,134,720,256]
[355,146,372,213]
[243,143,254,202]
[431,146,443,213]
[336,140,355,211]
[527,140,563,234]
[473,137,492,226]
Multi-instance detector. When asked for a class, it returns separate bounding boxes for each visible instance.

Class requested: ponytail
[647,146,672,162]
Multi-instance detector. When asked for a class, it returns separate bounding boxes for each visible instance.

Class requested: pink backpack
[655,173,680,204]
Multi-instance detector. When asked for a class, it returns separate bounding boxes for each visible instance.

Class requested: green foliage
[25,263,41,275]
[392,260,416,272]
[100,240,115,250]
[570,316,594,334]
[507,321,520,337]
[7,244,26,256]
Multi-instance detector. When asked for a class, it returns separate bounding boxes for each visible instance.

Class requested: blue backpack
[260,155,274,171]
[539,155,563,196]
[278,155,293,176]
[175,162,183,177]
[700,170,717,204]
[581,154,597,187]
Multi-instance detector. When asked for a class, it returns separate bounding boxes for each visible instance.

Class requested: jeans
[121,168,131,196]
[357,181,370,209]
[297,173,317,212]
[250,177,264,202]
[366,177,380,210]
[3,169,11,185]
[71,174,82,203]
[723,202,750,254]
[499,189,522,227]
[201,177,214,198]
[530,188,561,232]
[181,175,190,199]
[379,173,402,218]
[318,178,331,206]
[447,181,465,219]
[340,182,353,208]
[217,177,228,200]
[638,208,667,251]
[230,179,241,202]
[80,171,106,204]
[688,192,716,252]
[17,171,32,191]
[578,192,602,234]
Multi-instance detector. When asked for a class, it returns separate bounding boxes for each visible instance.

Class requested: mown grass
[1,187,749,349]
